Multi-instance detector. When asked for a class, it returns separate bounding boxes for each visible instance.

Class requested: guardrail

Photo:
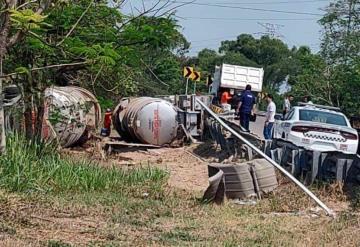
[196,98,335,217]
[264,139,360,186]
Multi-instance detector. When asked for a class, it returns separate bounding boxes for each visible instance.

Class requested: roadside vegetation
[0,134,167,195]
[0,136,359,246]
[0,0,359,246]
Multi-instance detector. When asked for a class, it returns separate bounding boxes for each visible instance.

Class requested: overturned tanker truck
[42,86,101,147]
[112,97,179,146]
[3,85,101,147]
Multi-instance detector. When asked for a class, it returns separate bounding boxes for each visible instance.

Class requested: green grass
[160,227,199,245]
[1,135,360,246]
[0,134,167,194]
[47,240,72,247]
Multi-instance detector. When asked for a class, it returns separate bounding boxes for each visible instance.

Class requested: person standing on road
[263,94,276,140]
[220,89,232,111]
[236,85,256,132]
[304,95,313,104]
[282,94,294,118]
[231,89,242,110]
[101,108,112,137]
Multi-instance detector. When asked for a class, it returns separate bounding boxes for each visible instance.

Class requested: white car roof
[293,105,345,116]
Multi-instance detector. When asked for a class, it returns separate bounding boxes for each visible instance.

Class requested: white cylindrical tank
[42,86,101,147]
[113,97,179,146]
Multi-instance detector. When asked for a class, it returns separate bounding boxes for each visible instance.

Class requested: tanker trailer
[113,97,179,146]
[42,86,101,147]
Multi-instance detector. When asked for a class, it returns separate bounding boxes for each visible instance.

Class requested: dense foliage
[293,0,360,114]
[191,0,359,115]
[1,0,359,140]
[1,0,189,139]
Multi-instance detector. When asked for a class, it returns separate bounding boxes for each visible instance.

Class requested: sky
[121,0,331,56]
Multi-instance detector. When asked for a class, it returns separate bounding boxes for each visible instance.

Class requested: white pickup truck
[210,64,264,95]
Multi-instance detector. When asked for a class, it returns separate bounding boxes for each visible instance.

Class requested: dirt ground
[109,146,209,192]
[68,139,352,213]
[2,139,360,246]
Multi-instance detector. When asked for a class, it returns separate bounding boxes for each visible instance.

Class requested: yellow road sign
[192,71,201,81]
[183,67,193,78]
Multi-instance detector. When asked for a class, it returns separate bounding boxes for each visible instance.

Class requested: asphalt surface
[249,113,266,140]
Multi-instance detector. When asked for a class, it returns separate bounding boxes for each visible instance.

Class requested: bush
[0,134,167,194]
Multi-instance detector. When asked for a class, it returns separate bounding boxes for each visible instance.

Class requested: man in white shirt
[282,94,293,118]
[263,94,276,140]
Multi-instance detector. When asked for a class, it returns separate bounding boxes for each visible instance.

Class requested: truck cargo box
[211,64,264,94]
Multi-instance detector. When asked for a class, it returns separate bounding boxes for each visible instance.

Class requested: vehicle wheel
[72,129,89,147]
[4,85,20,100]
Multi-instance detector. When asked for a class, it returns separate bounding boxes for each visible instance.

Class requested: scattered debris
[232,199,257,206]
[202,159,278,203]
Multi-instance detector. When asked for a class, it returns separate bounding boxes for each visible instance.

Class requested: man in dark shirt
[236,85,256,131]
[231,89,242,110]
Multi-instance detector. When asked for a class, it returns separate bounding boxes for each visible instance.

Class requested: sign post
[183,67,200,95]
[183,66,193,95]
[185,77,189,95]
[192,71,201,94]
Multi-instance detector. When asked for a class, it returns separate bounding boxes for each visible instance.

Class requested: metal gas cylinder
[113,97,179,146]
[42,86,101,147]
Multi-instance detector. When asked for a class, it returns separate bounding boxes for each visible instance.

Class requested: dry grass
[0,184,360,246]
[1,138,360,246]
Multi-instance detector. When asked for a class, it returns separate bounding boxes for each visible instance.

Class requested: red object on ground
[31,110,36,131]
[104,112,112,130]
[221,91,232,104]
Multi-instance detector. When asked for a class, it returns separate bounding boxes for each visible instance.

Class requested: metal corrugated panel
[208,163,257,199]
[251,159,278,194]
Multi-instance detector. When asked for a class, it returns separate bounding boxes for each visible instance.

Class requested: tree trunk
[23,95,34,140]
[34,92,45,141]
[0,11,11,153]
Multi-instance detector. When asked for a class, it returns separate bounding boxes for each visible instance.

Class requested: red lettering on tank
[153,109,161,143]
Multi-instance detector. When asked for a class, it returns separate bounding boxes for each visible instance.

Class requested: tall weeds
[0,134,167,194]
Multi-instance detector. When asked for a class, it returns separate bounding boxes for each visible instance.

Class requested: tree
[320,0,360,65]
[314,0,360,114]
[219,34,295,90]
[1,0,189,143]
[193,34,300,93]
[291,0,360,115]
[291,50,337,105]
[0,0,52,151]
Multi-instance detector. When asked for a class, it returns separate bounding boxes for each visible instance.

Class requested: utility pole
[257,22,285,39]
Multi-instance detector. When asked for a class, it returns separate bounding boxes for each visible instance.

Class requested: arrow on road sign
[183,67,193,78]
[192,71,201,81]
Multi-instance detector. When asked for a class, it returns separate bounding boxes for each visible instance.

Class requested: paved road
[249,114,266,140]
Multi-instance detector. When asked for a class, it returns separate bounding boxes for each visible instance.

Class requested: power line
[169,1,324,16]
[190,39,234,49]
[191,35,239,43]
[181,17,318,21]
[144,0,329,5]
[190,32,261,48]
[257,22,285,38]
[185,0,329,4]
